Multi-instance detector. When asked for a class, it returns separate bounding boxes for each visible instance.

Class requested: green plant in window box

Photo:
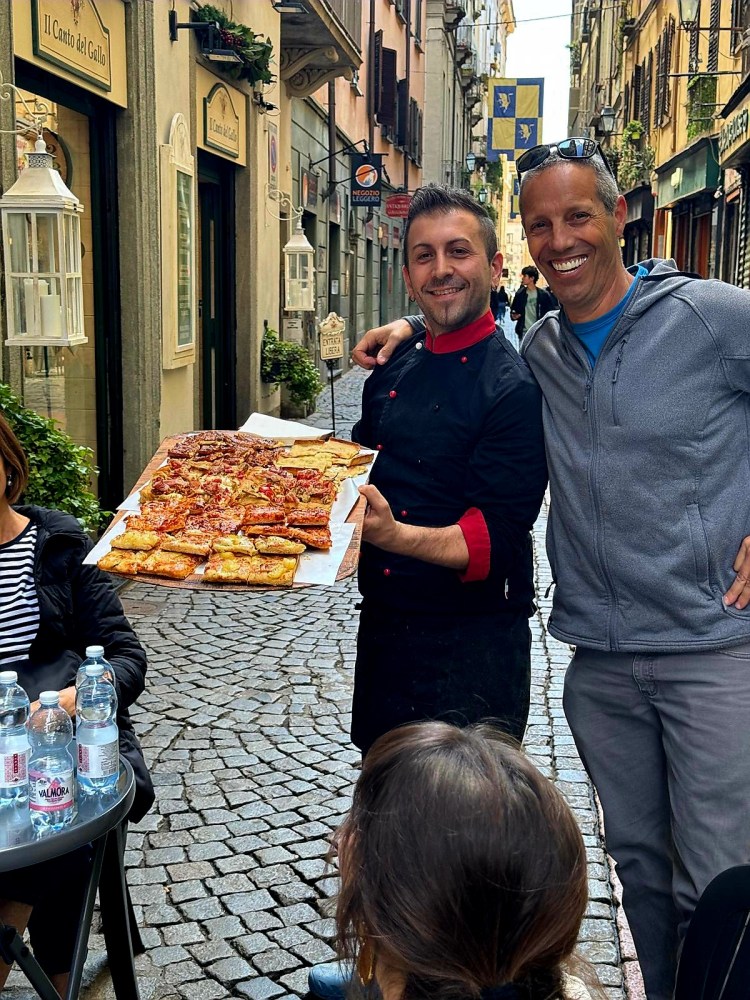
[194,4,275,85]
[261,327,323,408]
[622,120,644,145]
[0,383,109,532]
[687,73,718,140]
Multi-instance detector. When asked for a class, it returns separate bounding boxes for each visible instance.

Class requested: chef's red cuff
[457,507,491,582]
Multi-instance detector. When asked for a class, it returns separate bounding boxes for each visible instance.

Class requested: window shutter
[397,79,408,147]
[373,30,383,120]
[379,47,398,128]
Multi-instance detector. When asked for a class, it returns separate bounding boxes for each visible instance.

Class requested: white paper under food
[238,412,332,441]
[295,522,356,586]
[84,519,128,565]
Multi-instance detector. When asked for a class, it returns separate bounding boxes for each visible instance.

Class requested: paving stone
[207,957,255,983]
[234,978,285,1000]
[148,944,192,967]
[252,948,303,974]
[177,981,229,1000]
[162,923,206,946]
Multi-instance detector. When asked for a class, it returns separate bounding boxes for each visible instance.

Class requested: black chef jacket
[352,311,547,618]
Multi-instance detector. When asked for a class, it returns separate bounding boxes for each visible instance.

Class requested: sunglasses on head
[516,137,616,179]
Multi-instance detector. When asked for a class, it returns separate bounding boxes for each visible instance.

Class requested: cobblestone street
[7,357,636,1000]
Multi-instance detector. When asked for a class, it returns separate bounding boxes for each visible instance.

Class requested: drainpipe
[403,0,411,191]
[328,79,336,200]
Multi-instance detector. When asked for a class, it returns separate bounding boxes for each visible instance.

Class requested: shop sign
[385,194,412,218]
[302,169,319,210]
[32,0,111,92]
[268,122,279,193]
[719,107,749,159]
[204,84,240,160]
[350,154,383,207]
[329,189,342,225]
[655,140,720,208]
[195,68,247,166]
[319,312,345,361]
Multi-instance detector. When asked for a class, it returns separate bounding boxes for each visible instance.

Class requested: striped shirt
[0,523,40,666]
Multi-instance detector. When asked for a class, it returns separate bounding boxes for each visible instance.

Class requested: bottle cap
[39,691,60,706]
[85,663,105,678]
[85,645,105,658]
[0,671,18,684]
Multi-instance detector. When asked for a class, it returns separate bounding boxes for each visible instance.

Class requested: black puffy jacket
[13,505,154,822]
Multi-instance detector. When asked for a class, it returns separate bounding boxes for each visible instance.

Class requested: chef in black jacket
[350,185,547,755]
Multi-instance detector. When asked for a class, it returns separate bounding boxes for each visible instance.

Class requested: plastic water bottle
[76,645,113,691]
[28,692,76,832]
[0,672,30,807]
[76,664,118,795]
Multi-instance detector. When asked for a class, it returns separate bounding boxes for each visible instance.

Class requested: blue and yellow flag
[488,78,544,162]
[510,177,521,219]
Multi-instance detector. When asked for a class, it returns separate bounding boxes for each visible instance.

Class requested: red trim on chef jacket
[424,310,496,354]
[457,507,491,582]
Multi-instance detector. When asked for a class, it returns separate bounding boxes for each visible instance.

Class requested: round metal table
[0,761,140,1000]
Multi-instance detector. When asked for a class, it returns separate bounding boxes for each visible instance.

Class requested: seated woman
[317,722,593,1000]
[0,411,154,996]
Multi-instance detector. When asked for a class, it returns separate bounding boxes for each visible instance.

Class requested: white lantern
[283,220,315,312]
[1,137,86,347]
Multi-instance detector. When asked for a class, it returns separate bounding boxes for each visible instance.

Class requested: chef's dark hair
[334,721,589,1000]
[403,184,498,266]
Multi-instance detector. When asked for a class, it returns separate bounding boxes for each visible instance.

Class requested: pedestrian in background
[491,281,510,324]
[510,265,557,344]
[354,136,750,1000]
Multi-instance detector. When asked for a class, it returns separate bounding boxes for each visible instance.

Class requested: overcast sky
[506,0,573,144]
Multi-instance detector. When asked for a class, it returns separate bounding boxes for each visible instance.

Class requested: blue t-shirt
[571,265,648,365]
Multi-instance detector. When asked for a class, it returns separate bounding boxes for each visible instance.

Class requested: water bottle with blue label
[0,671,30,807]
[28,692,76,832]
[76,663,119,795]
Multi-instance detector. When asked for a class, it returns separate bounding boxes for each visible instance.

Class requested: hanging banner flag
[350,153,383,207]
[510,176,521,219]
[487,78,544,162]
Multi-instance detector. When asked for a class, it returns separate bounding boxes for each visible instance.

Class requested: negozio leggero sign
[350,154,383,207]
[719,108,749,157]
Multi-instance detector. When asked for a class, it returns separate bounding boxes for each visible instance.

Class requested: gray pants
[563,642,750,1000]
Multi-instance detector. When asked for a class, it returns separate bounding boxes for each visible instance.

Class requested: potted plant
[622,119,644,144]
[193,4,275,85]
[260,326,323,411]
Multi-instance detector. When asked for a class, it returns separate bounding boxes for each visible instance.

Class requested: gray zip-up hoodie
[522,258,750,652]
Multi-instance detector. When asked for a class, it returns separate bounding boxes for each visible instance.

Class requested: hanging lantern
[283,220,315,312]
[1,137,86,347]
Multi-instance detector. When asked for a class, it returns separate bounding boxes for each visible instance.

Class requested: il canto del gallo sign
[32,0,112,92]
[204,84,240,159]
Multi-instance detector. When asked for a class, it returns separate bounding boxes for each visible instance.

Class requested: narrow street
[8,360,633,1000]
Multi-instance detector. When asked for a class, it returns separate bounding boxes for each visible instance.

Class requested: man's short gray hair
[518,150,620,214]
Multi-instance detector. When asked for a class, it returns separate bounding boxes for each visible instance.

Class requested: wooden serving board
[99,432,365,591]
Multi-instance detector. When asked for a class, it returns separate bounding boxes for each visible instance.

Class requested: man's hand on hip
[724,535,750,609]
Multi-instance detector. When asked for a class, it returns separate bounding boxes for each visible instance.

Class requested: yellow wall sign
[204,83,240,160]
[33,0,110,91]
[14,0,127,107]
[195,68,247,166]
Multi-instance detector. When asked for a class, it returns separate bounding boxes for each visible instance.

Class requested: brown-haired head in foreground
[335,722,587,1000]
[0,411,29,504]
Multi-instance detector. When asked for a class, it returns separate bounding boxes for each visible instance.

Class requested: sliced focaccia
[254,535,306,555]
[160,530,215,557]
[110,529,161,551]
[212,534,257,556]
[97,549,147,575]
[139,549,201,580]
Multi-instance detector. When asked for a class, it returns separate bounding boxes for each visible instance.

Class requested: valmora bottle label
[0,750,28,787]
[29,770,74,811]
[78,741,118,778]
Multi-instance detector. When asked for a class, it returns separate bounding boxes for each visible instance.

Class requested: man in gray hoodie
[355,146,750,1000]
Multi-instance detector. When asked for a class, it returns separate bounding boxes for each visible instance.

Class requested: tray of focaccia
[84,429,375,589]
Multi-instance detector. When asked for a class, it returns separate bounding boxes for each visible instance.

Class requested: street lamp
[477,187,488,204]
[600,106,616,136]
[678,0,700,28]
[283,220,316,311]
[465,151,477,173]
[1,135,87,347]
